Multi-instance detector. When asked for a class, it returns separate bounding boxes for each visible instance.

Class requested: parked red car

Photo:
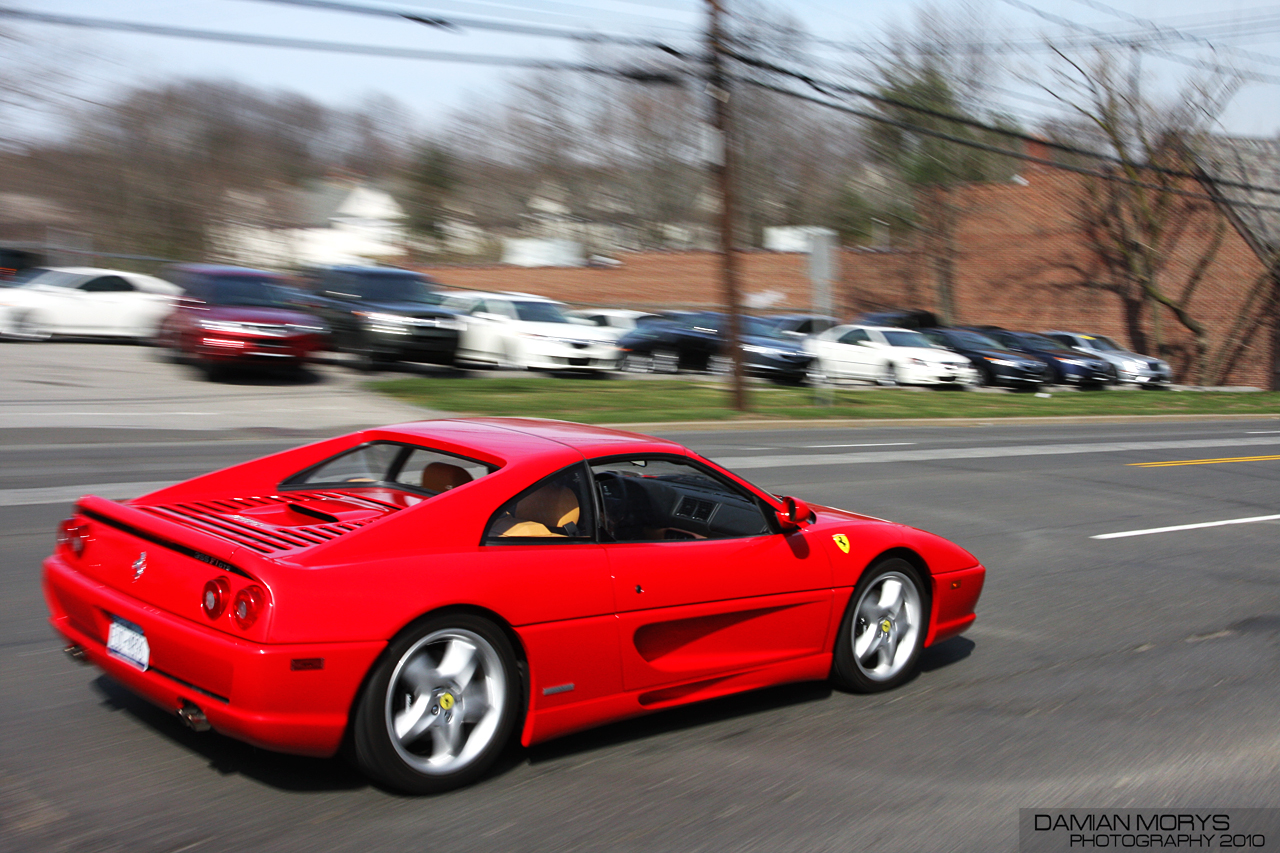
[157,265,328,378]
[44,419,985,793]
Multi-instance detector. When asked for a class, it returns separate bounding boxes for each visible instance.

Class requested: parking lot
[3,342,1279,852]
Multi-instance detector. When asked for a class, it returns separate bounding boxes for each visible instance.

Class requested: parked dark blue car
[966,327,1112,387]
[616,311,814,383]
[919,327,1049,389]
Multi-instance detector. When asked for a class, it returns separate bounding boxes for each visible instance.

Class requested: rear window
[283,442,495,495]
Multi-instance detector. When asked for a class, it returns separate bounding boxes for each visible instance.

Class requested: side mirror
[776,496,812,530]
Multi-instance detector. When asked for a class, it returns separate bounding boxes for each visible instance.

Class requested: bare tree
[862,2,1020,322]
[1043,47,1240,382]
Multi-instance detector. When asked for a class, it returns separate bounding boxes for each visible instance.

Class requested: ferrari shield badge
[832,534,850,554]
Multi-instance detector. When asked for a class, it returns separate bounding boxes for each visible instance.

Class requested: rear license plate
[106,617,150,671]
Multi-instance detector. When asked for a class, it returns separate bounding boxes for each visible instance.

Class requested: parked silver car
[1041,330,1172,387]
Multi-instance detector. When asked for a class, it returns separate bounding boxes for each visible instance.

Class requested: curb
[594,413,1280,432]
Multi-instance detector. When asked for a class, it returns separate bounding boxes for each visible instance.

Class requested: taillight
[56,519,89,557]
[202,578,230,620]
[232,585,266,629]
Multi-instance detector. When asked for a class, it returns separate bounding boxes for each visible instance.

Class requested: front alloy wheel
[353,614,519,794]
[831,558,929,692]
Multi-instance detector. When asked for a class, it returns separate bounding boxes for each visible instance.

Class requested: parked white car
[0,267,181,341]
[807,324,978,386]
[444,292,620,371]
[567,308,656,340]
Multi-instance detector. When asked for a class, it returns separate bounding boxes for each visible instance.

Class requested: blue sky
[9,0,1280,137]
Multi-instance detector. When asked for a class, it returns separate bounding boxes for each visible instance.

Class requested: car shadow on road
[920,635,975,672]
[89,636,977,795]
[521,636,976,769]
[90,674,368,793]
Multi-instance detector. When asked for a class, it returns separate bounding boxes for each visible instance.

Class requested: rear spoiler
[76,494,270,581]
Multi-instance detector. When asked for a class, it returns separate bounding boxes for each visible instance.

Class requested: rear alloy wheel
[652,348,680,374]
[353,614,519,794]
[620,352,655,373]
[707,354,732,376]
[831,558,929,693]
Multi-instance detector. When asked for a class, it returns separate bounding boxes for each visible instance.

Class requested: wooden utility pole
[706,0,748,411]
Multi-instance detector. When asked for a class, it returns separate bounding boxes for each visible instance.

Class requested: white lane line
[0,481,176,508]
[805,442,917,448]
[716,435,1280,470]
[1247,430,1280,434]
[1092,514,1280,540]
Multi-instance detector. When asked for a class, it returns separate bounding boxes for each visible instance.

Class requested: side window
[590,457,771,543]
[395,448,489,494]
[485,465,594,542]
[839,328,870,346]
[81,276,135,293]
[290,443,404,486]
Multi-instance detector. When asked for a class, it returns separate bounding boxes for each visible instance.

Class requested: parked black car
[965,327,1112,387]
[300,266,465,371]
[616,311,814,383]
[853,309,941,330]
[918,327,1049,389]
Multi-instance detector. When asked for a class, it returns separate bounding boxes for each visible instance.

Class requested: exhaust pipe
[177,701,211,732]
[63,644,89,664]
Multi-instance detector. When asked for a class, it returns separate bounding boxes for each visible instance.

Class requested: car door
[837,327,877,379]
[592,455,833,693]
[58,275,137,334]
[479,463,622,712]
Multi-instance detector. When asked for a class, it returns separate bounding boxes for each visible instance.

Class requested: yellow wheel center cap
[439,693,455,711]
[880,619,892,634]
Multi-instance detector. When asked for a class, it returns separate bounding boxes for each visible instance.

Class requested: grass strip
[370,376,1280,424]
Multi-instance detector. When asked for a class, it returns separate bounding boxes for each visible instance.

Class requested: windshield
[938,329,1003,350]
[1016,333,1065,350]
[882,330,936,348]
[1087,335,1124,352]
[17,270,83,289]
[514,301,571,323]
[360,273,442,304]
[741,317,789,339]
[208,277,296,308]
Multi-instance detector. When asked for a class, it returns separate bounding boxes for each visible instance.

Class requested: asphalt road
[3,347,1280,852]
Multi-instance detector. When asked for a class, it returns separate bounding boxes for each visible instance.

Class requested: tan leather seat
[492,484,580,537]
[421,462,472,493]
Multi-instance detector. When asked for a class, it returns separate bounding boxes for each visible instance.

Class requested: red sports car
[43,419,985,793]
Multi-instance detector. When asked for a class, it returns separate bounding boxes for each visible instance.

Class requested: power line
[0,6,687,79]
[1063,0,1280,68]
[995,0,1280,86]
[720,45,1280,202]
[235,0,698,51]
[733,71,1280,216]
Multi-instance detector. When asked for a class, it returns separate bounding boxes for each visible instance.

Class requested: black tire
[831,558,930,693]
[653,348,680,374]
[875,362,898,386]
[619,352,654,374]
[971,365,993,388]
[352,613,520,794]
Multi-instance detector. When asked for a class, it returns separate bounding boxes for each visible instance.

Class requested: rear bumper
[44,556,384,757]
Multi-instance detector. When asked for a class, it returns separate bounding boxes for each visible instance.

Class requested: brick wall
[417,164,1278,388]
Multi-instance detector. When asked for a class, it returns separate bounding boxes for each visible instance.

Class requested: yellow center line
[1130,454,1280,467]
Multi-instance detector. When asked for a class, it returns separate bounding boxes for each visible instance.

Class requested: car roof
[844,324,914,333]
[446,290,560,303]
[170,264,284,276]
[373,417,683,460]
